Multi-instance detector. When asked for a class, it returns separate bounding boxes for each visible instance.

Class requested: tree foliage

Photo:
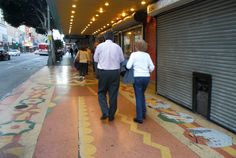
[0,0,54,34]
[54,39,63,51]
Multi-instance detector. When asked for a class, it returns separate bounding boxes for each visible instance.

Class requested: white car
[8,49,21,56]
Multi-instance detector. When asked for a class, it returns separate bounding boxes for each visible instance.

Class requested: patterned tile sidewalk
[0,65,235,158]
[0,81,54,157]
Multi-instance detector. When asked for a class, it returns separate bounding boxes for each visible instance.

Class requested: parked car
[8,49,21,56]
[0,48,10,61]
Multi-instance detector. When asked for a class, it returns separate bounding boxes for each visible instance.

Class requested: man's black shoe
[109,117,114,122]
[100,115,108,120]
[133,118,143,124]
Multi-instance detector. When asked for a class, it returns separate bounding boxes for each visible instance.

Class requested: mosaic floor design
[0,83,54,158]
[119,84,236,158]
[30,66,98,86]
[78,88,200,158]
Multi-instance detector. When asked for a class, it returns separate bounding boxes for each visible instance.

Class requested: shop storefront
[112,11,157,82]
[122,26,143,57]
[148,0,236,132]
[145,16,157,81]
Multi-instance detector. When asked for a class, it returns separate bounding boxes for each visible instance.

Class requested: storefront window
[123,27,142,57]
[114,34,119,45]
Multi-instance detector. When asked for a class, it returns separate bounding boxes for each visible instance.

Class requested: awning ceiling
[51,0,154,36]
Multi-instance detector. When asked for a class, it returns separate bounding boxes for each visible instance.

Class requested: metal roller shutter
[157,0,236,132]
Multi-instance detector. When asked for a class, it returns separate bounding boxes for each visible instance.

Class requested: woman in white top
[126,39,155,124]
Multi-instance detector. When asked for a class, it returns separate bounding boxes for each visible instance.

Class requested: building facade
[148,0,236,132]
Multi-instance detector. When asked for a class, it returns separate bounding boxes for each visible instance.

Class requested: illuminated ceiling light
[92,17,96,21]
[116,17,120,20]
[90,21,93,24]
[130,8,135,11]
[105,2,109,6]
[111,20,114,23]
[122,12,126,17]
[70,19,73,22]
[96,14,99,17]
[141,0,146,5]
[128,32,132,35]
[107,23,110,26]
[99,8,104,13]
[103,26,106,28]
[88,24,90,26]
[71,10,75,14]
[70,22,73,24]
[71,15,74,18]
[72,4,76,8]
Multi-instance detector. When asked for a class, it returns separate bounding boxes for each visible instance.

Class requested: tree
[0,0,57,65]
[0,0,54,34]
[54,39,63,51]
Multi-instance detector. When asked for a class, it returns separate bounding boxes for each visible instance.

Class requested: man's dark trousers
[98,69,120,119]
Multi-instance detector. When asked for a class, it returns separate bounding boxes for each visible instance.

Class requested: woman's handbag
[74,61,80,70]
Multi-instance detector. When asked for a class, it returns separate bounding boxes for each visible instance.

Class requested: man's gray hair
[104,31,114,40]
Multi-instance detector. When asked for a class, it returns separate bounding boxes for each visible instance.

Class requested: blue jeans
[133,77,150,121]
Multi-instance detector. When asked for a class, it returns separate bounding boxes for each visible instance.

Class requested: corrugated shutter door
[157,0,236,132]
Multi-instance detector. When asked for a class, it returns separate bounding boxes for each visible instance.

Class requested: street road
[0,53,48,100]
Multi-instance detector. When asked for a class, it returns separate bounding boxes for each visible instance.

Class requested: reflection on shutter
[157,0,236,132]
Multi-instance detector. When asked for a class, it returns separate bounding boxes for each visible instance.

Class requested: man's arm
[126,53,134,69]
[93,46,100,62]
[119,47,125,63]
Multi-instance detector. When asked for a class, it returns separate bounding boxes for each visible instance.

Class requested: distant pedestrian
[126,39,155,124]
[69,48,74,58]
[86,47,92,75]
[94,31,124,121]
[74,46,89,79]
[74,48,78,55]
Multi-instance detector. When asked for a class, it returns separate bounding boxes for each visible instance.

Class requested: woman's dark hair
[80,45,87,51]
[96,36,105,43]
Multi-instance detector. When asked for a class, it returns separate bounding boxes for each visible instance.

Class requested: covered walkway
[0,53,235,158]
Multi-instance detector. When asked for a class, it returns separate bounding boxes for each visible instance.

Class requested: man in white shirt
[94,31,124,121]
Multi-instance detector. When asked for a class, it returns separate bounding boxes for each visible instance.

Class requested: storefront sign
[147,0,194,16]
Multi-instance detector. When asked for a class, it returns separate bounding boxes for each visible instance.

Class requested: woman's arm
[126,53,134,69]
